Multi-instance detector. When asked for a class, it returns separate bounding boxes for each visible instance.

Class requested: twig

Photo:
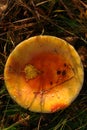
[3,115,30,130]
[36,0,51,6]
[40,14,76,36]
[0,98,10,129]
[79,0,87,9]
[60,0,74,19]
[38,115,43,130]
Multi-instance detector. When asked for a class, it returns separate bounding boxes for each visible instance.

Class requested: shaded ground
[0,0,87,130]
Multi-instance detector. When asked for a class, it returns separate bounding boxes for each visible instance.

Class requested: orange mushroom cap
[4,35,84,113]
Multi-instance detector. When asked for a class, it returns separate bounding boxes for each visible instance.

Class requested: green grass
[0,0,87,130]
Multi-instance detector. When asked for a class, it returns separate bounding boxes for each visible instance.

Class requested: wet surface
[23,52,74,93]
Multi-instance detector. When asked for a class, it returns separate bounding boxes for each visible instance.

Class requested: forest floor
[0,0,87,130]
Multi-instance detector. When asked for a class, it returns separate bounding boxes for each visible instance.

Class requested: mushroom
[4,35,84,113]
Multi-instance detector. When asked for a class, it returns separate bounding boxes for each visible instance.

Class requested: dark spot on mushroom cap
[57,70,61,75]
[64,63,67,67]
[50,81,53,85]
[62,70,66,76]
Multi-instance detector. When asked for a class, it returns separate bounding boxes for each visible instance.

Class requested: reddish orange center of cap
[23,52,74,94]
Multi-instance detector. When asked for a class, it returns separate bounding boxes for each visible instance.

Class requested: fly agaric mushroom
[4,35,84,113]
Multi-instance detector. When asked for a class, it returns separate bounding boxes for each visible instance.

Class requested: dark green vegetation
[0,0,87,130]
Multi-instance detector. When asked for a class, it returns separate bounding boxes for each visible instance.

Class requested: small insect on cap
[4,35,84,113]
